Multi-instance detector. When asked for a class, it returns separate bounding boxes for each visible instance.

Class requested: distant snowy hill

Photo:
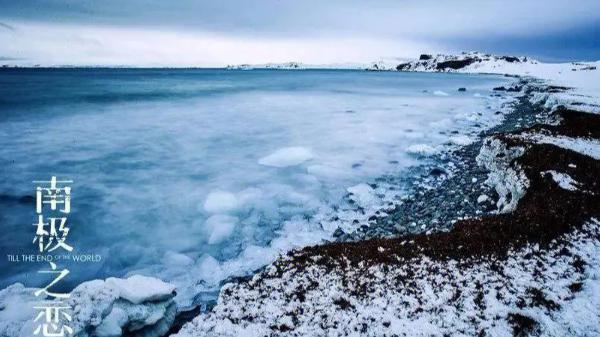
[392,52,599,104]
[393,51,537,72]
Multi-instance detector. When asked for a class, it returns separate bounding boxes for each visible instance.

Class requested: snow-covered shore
[173,55,600,336]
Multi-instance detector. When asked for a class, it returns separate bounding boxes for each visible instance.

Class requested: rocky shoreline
[173,71,600,336]
[350,78,575,241]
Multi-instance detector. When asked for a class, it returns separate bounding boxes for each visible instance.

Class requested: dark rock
[499,56,521,63]
[494,85,522,92]
[396,63,411,71]
[436,58,475,70]
[429,167,447,176]
[458,87,467,92]
[333,228,345,238]
[507,313,539,337]
[419,54,433,60]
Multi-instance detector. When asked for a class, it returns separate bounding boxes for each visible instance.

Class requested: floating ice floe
[203,191,239,213]
[258,147,314,168]
[203,214,238,244]
[433,90,449,96]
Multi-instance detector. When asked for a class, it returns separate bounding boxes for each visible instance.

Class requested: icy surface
[0,70,513,309]
[258,147,314,168]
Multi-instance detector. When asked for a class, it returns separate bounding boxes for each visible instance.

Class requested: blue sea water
[0,68,512,305]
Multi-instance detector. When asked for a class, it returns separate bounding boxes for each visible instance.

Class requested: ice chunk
[347,183,377,209]
[0,276,177,337]
[204,214,237,244]
[162,251,194,267]
[406,144,438,156]
[477,194,489,204]
[449,135,474,146]
[195,254,225,285]
[106,275,176,304]
[203,191,239,213]
[476,138,529,213]
[258,147,314,167]
[433,90,449,96]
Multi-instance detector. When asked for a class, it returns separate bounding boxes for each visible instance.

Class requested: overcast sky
[1,0,599,66]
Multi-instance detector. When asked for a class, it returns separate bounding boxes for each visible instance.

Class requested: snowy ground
[175,220,600,337]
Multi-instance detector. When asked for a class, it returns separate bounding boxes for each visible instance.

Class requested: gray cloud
[2,0,600,39]
[0,1,598,65]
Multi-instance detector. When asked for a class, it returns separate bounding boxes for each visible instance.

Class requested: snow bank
[531,134,600,160]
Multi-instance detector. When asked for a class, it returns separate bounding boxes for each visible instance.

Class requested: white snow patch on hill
[531,134,600,160]
[541,170,580,191]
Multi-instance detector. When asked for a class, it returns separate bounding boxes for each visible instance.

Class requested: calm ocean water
[0,68,511,305]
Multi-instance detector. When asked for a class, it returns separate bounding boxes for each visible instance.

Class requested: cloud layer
[1,0,599,66]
